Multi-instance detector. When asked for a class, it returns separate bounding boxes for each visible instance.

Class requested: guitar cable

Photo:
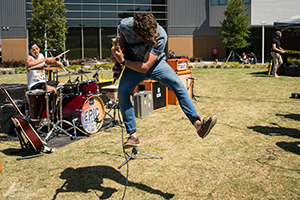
[117,106,129,200]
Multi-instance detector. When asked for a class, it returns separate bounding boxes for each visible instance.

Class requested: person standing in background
[271,31,285,78]
[212,47,218,61]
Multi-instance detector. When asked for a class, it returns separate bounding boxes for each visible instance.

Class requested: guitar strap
[123,41,145,59]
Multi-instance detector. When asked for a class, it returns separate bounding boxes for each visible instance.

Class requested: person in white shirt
[25,41,64,93]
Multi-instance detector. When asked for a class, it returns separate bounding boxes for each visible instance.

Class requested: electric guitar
[0,85,44,152]
[112,37,126,84]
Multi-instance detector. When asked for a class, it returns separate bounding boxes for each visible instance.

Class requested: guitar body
[12,117,44,153]
[1,85,44,153]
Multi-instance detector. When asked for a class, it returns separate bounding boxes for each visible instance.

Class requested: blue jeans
[118,57,201,134]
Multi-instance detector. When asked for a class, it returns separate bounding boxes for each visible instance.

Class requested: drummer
[25,41,65,93]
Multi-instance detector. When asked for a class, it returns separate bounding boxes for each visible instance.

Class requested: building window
[211,0,251,6]
[219,0,226,5]
[26,0,167,59]
[211,0,218,6]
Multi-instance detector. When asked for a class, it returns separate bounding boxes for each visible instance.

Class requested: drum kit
[25,64,114,144]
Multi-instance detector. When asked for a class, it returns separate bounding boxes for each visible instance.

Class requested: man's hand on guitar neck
[111,45,125,64]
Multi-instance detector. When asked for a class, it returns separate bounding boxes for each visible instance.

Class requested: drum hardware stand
[43,88,91,143]
[71,118,90,138]
[188,77,200,101]
[72,118,78,137]
[43,119,75,144]
[118,147,163,169]
[36,90,54,134]
[95,100,122,130]
[42,88,74,144]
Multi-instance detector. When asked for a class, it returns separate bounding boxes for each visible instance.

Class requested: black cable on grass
[218,122,251,132]
[118,107,129,200]
[256,148,300,174]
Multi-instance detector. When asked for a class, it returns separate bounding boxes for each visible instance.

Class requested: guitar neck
[0,85,23,116]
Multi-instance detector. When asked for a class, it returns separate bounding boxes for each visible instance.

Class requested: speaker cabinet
[0,84,27,104]
[0,100,25,135]
[133,80,168,112]
[168,70,193,105]
[167,58,189,72]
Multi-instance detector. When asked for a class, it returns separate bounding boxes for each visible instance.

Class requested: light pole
[260,21,267,63]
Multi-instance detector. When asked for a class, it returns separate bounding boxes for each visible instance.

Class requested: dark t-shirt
[271,37,281,52]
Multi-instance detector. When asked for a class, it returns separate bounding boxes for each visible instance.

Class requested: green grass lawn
[0,67,299,199]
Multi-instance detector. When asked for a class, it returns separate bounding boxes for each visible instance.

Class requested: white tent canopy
[274,14,300,29]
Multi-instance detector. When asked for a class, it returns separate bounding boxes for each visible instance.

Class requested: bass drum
[59,94,105,134]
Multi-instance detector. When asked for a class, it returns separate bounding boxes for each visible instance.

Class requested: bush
[189,57,196,62]
[0,59,24,68]
[1,70,7,75]
[15,67,26,74]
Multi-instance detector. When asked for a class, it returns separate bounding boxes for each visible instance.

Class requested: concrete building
[0,0,27,61]
[1,0,300,62]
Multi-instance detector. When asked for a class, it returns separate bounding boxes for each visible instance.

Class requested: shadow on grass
[249,70,269,77]
[276,113,300,121]
[248,125,300,139]
[276,141,300,155]
[52,165,174,200]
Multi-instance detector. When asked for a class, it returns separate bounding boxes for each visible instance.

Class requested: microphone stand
[118,147,163,169]
[187,77,200,101]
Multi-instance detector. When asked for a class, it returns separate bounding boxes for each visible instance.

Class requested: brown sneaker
[197,115,217,139]
[124,137,140,149]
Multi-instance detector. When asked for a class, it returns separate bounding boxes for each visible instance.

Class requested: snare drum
[59,94,105,134]
[26,89,57,120]
[77,79,98,95]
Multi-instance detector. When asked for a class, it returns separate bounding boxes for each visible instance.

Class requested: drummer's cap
[28,41,39,50]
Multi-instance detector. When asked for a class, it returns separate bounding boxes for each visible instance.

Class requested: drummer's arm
[53,60,64,67]
[26,56,55,69]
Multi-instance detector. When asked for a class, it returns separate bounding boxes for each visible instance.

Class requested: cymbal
[29,65,45,70]
[77,70,91,74]
[30,64,62,70]
[45,67,61,71]
[81,60,100,65]
[58,73,80,77]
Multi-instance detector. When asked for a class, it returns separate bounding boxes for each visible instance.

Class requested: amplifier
[133,80,168,112]
[168,70,193,105]
[0,84,27,104]
[0,100,25,135]
[167,59,189,72]
[133,91,153,119]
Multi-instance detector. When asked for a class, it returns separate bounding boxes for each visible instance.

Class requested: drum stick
[55,49,70,59]
[55,50,70,73]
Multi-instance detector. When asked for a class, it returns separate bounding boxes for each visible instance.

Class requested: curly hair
[133,13,158,46]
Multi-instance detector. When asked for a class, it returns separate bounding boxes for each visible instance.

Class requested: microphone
[93,72,98,79]
[73,76,80,84]
[47,48,57,52]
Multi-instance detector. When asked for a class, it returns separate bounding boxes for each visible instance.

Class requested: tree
[219,0,251,61]
[28,0,68,54]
